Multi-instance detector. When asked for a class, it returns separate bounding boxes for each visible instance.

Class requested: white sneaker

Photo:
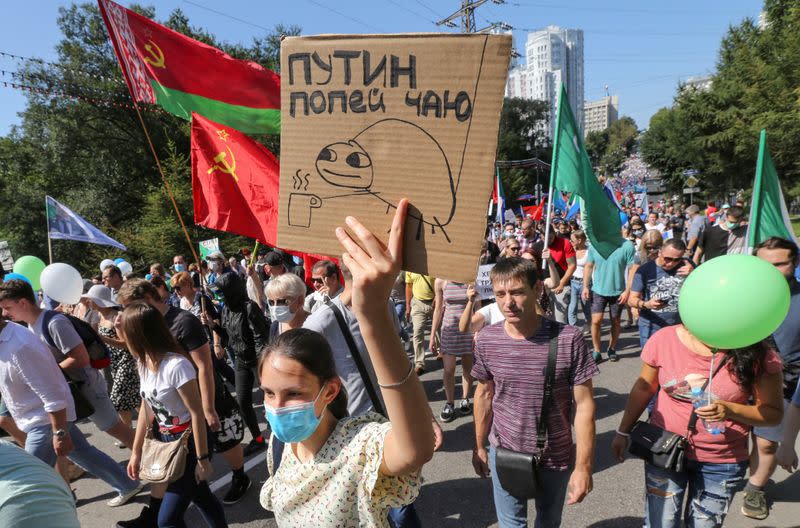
[107,482,145,507]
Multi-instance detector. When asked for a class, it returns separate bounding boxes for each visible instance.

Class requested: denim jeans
[644,460,747,528]
[567,278,591,327]
[488,446,570,528]
[156,429,227,528]
[392,299,409,341]
[638,318,665,349]
[25,423,137,495]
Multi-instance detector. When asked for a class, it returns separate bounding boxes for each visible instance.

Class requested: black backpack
[41,310,112,369]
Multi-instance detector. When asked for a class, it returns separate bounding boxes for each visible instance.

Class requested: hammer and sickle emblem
[207,146,239,183]
[143,40,166,69]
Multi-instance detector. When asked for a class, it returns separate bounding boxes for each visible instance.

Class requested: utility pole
[436,0,506,33]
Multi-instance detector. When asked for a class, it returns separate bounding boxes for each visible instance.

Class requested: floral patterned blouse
[260,413,421,527]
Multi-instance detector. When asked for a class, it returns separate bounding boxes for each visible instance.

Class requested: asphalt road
[71,325,800,527]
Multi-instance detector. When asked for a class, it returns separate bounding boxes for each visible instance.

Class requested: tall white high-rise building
[505,25,584,142]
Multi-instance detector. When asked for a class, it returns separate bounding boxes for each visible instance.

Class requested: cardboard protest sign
[277,34,511,282]
[475,263,495,300]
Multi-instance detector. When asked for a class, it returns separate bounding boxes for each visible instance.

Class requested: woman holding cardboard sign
[259,199,434,526]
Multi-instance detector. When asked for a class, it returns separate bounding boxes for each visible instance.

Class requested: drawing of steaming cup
[288,193,322,228]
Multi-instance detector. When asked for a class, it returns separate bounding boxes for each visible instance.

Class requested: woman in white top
[567,230,592,328]
[122,301,227,527]
[258,200,434,527]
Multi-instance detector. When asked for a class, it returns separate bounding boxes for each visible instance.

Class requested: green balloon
[12,255,47,291]
[678,254,790,349]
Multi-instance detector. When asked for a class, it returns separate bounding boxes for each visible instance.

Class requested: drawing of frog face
[315,141,373,189]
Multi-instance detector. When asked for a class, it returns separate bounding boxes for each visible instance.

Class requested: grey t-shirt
[303,298,397,417]
[31,311,104,388]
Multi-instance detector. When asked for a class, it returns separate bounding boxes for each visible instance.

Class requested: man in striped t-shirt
[471,257,598,527]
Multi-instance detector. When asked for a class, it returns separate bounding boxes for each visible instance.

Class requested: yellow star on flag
[216,129,229,142]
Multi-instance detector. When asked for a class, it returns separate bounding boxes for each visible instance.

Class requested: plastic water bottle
[690,387,726,435]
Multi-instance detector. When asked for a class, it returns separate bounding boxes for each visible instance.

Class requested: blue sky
[0,0,762,136]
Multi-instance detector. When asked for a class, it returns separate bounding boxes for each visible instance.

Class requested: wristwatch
[53,429,68,439]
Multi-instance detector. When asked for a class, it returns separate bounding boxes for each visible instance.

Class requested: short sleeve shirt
[642,326,782,463]
[260,413,420,527]
[471,319,598,470]
[697,225,729,262]
[0,441,80,528]
[587,241,636,296]
[404,273,434,301]
[31,311,98,386]
[773,281,800,367]
[547,236,576,273]
[631,259,694,327]
[477,302,504,326]
[163,306,208,353]
[138,353,197,427]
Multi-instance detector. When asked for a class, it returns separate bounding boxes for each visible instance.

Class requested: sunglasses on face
[311,277,324,284]
[644,245,660,251]
[661,256,681,263]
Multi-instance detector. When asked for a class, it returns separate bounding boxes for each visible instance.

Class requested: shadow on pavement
[593,386,630,421]
[769,470,800,502]
[440,421,479,453]
[585,515,643,527]
[417,477,498,527]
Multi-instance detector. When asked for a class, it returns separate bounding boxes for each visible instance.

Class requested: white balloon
[100,259,115,272]
[40,263,83,305]
[118,261,133,276]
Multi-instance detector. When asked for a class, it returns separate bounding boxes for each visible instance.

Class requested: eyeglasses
[311,277,324,284]
[268,298,289,306]
[662,256,681,263]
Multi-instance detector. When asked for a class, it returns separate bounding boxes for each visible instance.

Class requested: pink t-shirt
[641,326,782,463]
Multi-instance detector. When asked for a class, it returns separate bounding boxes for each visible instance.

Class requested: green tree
[495,97,551,201]
[640,0,800,199]
[583,116,638,177]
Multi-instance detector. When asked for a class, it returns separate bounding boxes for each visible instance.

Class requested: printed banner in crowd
[198,238,220,259]
[98,0,280,134]
[46,196,127,250]
[475,263,495,300]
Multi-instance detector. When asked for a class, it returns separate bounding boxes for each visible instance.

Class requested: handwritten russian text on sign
[475,263,495,300]
[277,34,511,283]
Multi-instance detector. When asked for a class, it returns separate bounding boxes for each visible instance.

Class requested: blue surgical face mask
[174,264,185,272]
[264,384,326,443]
[726,221,739,230]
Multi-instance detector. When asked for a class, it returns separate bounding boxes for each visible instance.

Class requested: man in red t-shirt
[541,229,577,323]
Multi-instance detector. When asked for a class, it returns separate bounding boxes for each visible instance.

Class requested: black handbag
[66,378,95,421]
[628,353,730,473]
[494,322,559,499]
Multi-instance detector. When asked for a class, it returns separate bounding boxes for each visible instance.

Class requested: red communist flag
[191,113,279,244]
[98,0,280,134]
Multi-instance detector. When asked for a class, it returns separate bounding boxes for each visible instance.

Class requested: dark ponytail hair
[726,339,771,393]
[258,328,349,420]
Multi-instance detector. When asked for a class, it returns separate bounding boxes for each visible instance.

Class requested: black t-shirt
[163,305,208,353]
[698,225,729,262]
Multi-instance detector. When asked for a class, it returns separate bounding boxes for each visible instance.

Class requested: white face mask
[270,305,294,322]
[209,261,219,271]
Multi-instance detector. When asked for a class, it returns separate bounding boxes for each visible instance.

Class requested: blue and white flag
[46,196,126,251]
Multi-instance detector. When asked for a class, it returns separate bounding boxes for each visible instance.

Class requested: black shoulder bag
[628,353,730,473]
[327,301,386,417]
[494,322,559,499]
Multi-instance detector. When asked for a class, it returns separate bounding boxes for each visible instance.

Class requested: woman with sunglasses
[499,240,521,259]
[265,273,310,339]
[259,199,434,526]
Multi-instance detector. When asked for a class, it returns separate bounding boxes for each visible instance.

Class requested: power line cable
[303,0,382,32]
[182,0,272,32]
[383,0,437,25]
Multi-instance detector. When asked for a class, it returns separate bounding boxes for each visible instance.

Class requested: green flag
[548,84,622,258]
[747,129,798,250]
